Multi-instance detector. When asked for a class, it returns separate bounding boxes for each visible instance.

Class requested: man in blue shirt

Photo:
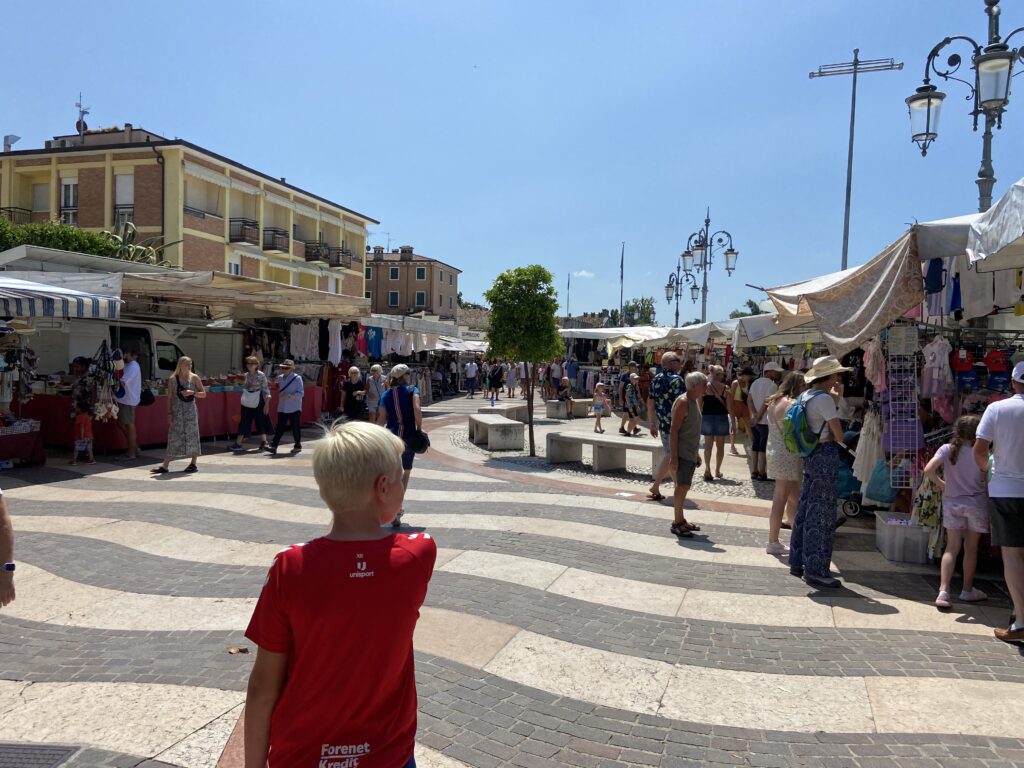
[269,360,305,455]
[646,353,683,500]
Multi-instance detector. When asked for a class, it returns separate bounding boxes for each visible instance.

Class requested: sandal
[670,522,693,538]
[150,466,169,474]
[647,491,665,501]
[703,473,714,482]
[685,521,701,531]
[184,463,198,473]
[715,471,724,479]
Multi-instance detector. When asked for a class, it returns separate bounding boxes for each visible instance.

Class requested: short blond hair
[313,422,405,510]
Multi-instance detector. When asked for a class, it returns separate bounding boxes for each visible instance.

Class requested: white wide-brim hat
[804,355,852,384]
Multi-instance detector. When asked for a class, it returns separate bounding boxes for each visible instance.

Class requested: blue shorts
[752,424,770,452]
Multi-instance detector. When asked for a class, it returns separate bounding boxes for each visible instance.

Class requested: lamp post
[667,208,737,324]
[906,0,1024,212]
[664,262,699,327]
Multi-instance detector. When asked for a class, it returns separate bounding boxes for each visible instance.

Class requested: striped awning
[0,276,122,319]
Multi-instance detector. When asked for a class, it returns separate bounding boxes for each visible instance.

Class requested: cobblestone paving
[1,401,1023,767]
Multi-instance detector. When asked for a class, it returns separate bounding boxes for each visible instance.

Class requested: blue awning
[0,275,122,319]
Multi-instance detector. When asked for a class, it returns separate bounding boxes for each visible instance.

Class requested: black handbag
[139,388,156,407]
[409,429,431,454]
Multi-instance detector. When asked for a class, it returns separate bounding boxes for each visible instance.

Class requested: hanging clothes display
[289,322,320,362]
[853,409,883,485]
[920,336,953,398]
[862,338,886,393]
[327,319,344,366]
[355,324,369,356]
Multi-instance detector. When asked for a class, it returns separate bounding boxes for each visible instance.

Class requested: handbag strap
[278,373,300,395]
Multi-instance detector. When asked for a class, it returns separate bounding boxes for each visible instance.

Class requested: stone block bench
[544,398,593,419]
[546,431,664,474]
[468,414,525,451]
[477,402,528,423]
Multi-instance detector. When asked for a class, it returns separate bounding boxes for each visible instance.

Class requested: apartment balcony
[113,204,134,227]
[304,241,330,263]
[0,207,30,225]
[229,218,259,245]
[59,207,78,226]
[262,227,289,253]
[327,247,353,269]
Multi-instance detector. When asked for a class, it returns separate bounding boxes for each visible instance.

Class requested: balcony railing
[229,218,259,244]
[262,227,289,252]
[327,247,353,269]
[0,207,30,225]
[113,204,134,226]
[304,241,329,263]
[59,207,78,226]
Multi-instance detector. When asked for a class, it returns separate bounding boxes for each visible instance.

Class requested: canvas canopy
[558,325,664,340]
[765,231,922,357]
[117,271,369,320]
[0,274,122,319]
[966,176,1024,273]
[731,313,822,349]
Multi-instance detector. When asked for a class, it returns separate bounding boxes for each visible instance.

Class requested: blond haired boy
[245,422,436,768]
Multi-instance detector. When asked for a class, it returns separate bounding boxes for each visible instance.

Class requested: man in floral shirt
[646,352,684,500]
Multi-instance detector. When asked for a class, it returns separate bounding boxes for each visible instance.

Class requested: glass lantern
[976,45,1014,111]
[906,84,945,152]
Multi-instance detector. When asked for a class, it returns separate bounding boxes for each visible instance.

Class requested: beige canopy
[119,271,369,320]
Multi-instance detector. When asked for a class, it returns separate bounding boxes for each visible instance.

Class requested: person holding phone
[152,356,207,474]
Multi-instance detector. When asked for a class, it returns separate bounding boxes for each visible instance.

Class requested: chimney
[124,123,133,142]
[373,246,384,255]
[280,177,286,184]
[399,245,414,261]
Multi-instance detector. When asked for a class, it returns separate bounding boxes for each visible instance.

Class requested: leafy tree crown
[484,265,562,363]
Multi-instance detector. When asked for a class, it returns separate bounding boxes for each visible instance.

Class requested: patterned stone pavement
[1,394,1024,767]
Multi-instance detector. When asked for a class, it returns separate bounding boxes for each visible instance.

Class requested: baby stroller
[835,430,886,518]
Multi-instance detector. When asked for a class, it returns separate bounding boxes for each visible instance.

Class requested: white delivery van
[28,317,245,380]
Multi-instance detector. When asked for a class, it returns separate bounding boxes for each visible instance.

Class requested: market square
[4,1,1024,767]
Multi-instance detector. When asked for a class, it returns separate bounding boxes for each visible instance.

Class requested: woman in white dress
[762,371,806,555]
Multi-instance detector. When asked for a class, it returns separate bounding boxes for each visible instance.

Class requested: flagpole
[566,272,571,318]
[619,241,624,324]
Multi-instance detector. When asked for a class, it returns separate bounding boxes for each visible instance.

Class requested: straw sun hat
[804,355,852,384]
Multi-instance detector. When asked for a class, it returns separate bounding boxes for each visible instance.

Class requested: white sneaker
[935,591,952,610]
[959,588,988,602]
[766,541,789,556]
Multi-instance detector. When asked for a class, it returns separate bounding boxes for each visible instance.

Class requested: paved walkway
[1,392,1023,767]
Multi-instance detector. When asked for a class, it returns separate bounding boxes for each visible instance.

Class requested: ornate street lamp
[679,208,738,323]
[664,262,698,328]
[907,0,1024,212]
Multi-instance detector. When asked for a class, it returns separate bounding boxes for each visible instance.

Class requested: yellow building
[0,124,376,297]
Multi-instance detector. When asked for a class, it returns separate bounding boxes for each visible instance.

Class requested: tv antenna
[74,93,90,139]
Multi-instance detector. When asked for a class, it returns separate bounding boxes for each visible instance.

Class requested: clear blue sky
[4,0,1022,322]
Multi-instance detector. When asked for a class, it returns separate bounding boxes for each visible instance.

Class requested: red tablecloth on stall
[0,430,46,465]
[21,386,324,451]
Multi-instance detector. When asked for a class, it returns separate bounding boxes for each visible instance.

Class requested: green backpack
[782,390,826,457]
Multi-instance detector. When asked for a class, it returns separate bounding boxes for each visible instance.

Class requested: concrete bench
[468,414,525,451]
[477,402,528,423]
[546,431,664,475]
[545,398,595,419]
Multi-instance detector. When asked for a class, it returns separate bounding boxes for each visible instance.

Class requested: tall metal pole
[566,272,571,318]
[978,105,997,213]
[841,49,860,270]
[810,51,902,270]
[618,241,625,323]
[674,262,681,327]
[700,211,710,324]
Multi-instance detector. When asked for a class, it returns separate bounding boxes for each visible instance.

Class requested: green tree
[0,218,117,258]
[457,291,486,311]
[622,296,656,326]
[728,298,764,319]
[607,308,621,326]
[484,265,562,455]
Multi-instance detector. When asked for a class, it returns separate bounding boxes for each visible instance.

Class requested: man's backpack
[782,390,826,457]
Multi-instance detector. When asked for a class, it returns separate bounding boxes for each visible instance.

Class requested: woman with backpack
[788,356,850,589]
[761,371,806,555]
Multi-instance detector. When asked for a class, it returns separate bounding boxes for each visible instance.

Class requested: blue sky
[3,0,1023,322]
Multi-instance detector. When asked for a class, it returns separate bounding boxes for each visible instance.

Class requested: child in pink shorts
[923,415,989,610]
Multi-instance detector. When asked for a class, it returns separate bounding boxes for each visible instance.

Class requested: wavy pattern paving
[1,429,1023,768]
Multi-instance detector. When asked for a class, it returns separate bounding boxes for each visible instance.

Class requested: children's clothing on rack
[920,336,953,397]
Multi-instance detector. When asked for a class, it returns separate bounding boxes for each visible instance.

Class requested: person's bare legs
[673,483,691,525]
[729,415,738,454]
[939,529,964,596]
[650,453,670,498]
[784,483,799,526]
[703,439,714,480]
[1002,547,1024,625]
[962,530,983,593]
[714,436,725,477]
[769,480,797,544]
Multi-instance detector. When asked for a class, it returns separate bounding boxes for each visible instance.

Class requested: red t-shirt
[950,348,975,372]
[246,532,437,768]
[984,349,1010,372]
